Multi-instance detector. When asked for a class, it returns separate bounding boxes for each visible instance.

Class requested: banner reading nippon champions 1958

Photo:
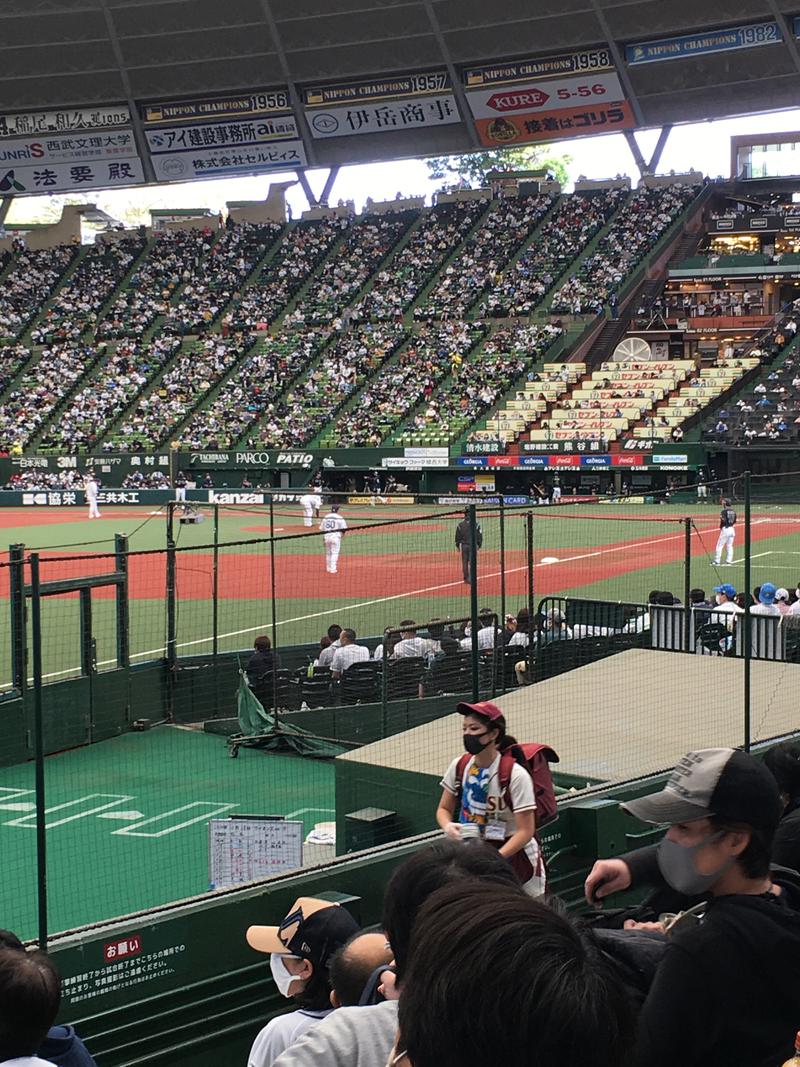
[464,48,634,147]
[303,71,460,139]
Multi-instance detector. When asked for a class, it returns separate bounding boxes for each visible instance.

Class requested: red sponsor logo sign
[550,455,581,467]
[488,455,517,466]
[486,89,549,111]
[613,454,644,466]
[103,934,142,963]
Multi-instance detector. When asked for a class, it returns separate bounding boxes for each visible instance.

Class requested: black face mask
[463,732,492,755]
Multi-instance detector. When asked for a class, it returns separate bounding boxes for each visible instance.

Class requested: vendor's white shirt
[249,1009,331,1067]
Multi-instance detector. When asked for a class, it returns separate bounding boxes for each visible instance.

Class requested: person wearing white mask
[246,897,360,1067]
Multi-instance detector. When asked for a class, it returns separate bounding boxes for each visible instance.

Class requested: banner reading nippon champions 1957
[303,71,460,139]
[464,48,634,147]
[141,89,306,181]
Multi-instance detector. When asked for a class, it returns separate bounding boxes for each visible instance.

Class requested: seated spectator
[331,629,370,679]
[750,582,780,616]
[774,587,792,615]
[328,934,393,1008]
[270,840,523,1067]
[0,942,62,1067]
[247,636,280,693]
[459,609,497,650]
[392,622,435,660]
[396,883,636,1067]
[246,897,360,1067]
[584,747,800,1067]
[763,741,800,873]
[540,607,572,644]
[316,625,342,668]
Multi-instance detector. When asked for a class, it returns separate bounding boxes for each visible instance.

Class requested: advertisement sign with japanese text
[464,49,633,147]
[0,105,130,138]
[305,95,459,139]
[0,157,144,196]
[145,116,306,180]
[0,129,138,167]
[141,89,292,125]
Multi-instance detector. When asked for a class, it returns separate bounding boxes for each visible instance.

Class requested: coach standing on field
[455,508,483,585]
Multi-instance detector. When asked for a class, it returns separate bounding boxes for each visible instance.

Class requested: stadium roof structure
[1,0,800,197]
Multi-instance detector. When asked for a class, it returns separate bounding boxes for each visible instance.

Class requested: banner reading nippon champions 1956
[141,89,306,181]
[303,71,460,139]
[464,48,634,147]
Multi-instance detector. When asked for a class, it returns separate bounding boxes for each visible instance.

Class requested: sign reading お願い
[464,48,635,147]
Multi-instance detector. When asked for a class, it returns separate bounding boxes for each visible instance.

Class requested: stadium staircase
[333,209,428,313]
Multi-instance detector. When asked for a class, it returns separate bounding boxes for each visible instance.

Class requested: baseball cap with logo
[456,699,504,722]
[775,588,790,603]
[713,583,737,599]
[246,897,359,968]
[621,748,781,836]
[759,582,777,605]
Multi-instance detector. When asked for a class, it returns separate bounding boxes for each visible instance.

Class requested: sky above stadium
[8,107,800,226]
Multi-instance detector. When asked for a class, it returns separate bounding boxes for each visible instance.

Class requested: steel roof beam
[420,0,481,150]
[99,0,156,183]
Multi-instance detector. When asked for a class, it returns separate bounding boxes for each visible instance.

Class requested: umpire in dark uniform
[455,509,483,584]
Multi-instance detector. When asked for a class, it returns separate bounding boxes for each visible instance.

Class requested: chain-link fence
[0,482,798,944]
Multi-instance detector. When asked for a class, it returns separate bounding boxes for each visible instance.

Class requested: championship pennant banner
[303,71,460,139]
[0,104,144,196]
[463,48,634,147]
[141,89,306,180]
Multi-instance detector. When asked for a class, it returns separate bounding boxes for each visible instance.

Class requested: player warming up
[85,473,101,519]
[299,486,323,527]
[713,497,737,566]
[321,504,347,574]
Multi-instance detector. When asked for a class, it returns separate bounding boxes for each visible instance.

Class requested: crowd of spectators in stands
[97,228,216,340]
[161,222,281,335]
[331,322,485,447]
[30,236,146,344]
[0,341,105,452]
[283,214,412,327]
[246,324,407,449]
[704,314,800,442]
[38,337,182,452]
[414,194,554,320]
[401,323,563,441]
[354,199,486,321]
[483,187,626,318]
[112,333,255,450]
[224,219,343,332]
[0,244,78,340]
[551,183,699,314]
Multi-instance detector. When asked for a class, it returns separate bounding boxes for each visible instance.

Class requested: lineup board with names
[208,818,303,889]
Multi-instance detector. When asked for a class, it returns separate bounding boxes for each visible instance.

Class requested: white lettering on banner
[382,456,449,468]
[305,72,450,106]
[464,49,613,86]
[208,492,265,504]
[235,452,270,465]
[0,130,138,166]
[306,94,460,138]
[466,72,625,120]
[56,456,78,469]
[150,140,306,181]
[190,452,229,464]
[0,105,130,138]
[275,452,314,467]
[142,90,292,124]
[145,117,298,153]
[653,454,688,464]
[404,447,449,459]
[0,157,144,196]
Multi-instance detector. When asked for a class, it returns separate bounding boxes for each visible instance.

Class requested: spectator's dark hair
[515,607,531,634]
[341,628,356,641]
[689,588,706,604]
[753,586,761,603]
[327,624,342,641]
[382,840,522,983]
[709,816,773,879]
[648,590,661,605]
[656,591,675,606]
[440,636,460,655]
[763,741,800,803]
[319,635,331,651]
[329,934,392,1007]
[0,947,61,1060]
[0,931,24,952]
[427,619,445,640]
[399,619,416,629]
[253,635,271,651]
[478,608,495,626]
[398,885,636,1067]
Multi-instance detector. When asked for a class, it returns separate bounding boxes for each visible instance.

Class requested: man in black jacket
[584,747,800,1067]
[764,740,800,872]
[454,509,483,585]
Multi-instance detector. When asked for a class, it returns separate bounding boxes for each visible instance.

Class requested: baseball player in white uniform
[85,474,101,519]
[551,477,562,504]
[321,504,347,574]
[299,488,323,528]
[713,498,737,566]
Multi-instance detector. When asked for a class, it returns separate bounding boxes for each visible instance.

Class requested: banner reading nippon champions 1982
[303,71,460,139]
[464,48,634,147]
[141,89,306,181]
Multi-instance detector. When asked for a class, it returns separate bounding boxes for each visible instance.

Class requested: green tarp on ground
[234,671,347,758]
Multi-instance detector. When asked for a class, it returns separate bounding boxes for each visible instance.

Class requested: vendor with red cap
[435,700,543,895]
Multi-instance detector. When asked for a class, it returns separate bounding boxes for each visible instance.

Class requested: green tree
[425,146,571,188]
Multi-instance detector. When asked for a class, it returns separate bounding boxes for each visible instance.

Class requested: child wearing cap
[245,897,360,1067]
[436,701,544,896]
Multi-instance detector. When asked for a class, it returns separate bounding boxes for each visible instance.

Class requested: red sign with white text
[550,455,581,467]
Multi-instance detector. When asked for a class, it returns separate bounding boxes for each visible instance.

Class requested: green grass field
[3,500,800,688]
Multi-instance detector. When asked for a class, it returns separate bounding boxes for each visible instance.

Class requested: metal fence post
[269,526,279,720]
[743,471,752,752]
[683,518,691,652]
[115,534,130,669]
[526,511,535,680]
[165,504,177,672]
[30,553,48,949]
[9,543,26,692]
[468,504,479,701]
[499,497,506,638]
[212,505,219,657]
